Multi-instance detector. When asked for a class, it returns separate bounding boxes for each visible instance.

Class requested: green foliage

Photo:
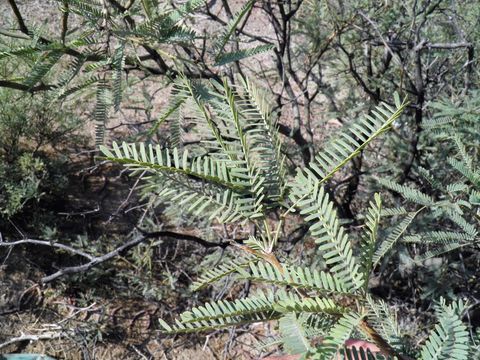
[94,80,110,145]
[378,179,435,207]
[191,255,256,291]
[24,50,64,89]
[378,93,479,263]
[359,194,382,289]
[213,0,254,56]
[215,44,275,67]
[103,75,480,358]
[313,312,365,359]
[0,88,80,219]
[371,211,419,267]
[0,0,273,146]
[279,313,313,354]
[102,78,451,358]
[2,1,480,358]
[211,0,273,66]
[289,182,364,291]
[159,288,348,335]
[419,299,470,360]
[101,75,287,223]
[0,153,46,218]
[236,261,351,294]
[298,94,406,186]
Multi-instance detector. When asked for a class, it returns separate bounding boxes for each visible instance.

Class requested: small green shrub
[0,89,81,219]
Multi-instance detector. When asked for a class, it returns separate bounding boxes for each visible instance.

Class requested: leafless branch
[0,80,55,92]
[7,0,29,34]
[0,331,67,351]
[60,1,69,44]
[0,238,94,260]
[0,231,230,283]
[424,42,472,50]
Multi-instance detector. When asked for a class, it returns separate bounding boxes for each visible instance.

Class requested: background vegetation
[0,0,478,359]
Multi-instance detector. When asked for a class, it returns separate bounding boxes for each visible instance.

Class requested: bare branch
[0,80,55,92]
[7,0,29,34]
[424,42,472,50]
[0,231,230,283]
[0,238,93,260]
[60,1,69,44]
[0,331,67,351]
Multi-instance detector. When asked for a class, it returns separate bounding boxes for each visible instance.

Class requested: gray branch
[0,238,94,260]
[0,231,230,284]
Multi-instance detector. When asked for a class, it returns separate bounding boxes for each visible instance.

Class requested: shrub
[0,89,81,219]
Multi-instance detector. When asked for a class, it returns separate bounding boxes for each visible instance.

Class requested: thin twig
[0,331,67,350]
[0,231,230,283]
[0,238,94,260]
